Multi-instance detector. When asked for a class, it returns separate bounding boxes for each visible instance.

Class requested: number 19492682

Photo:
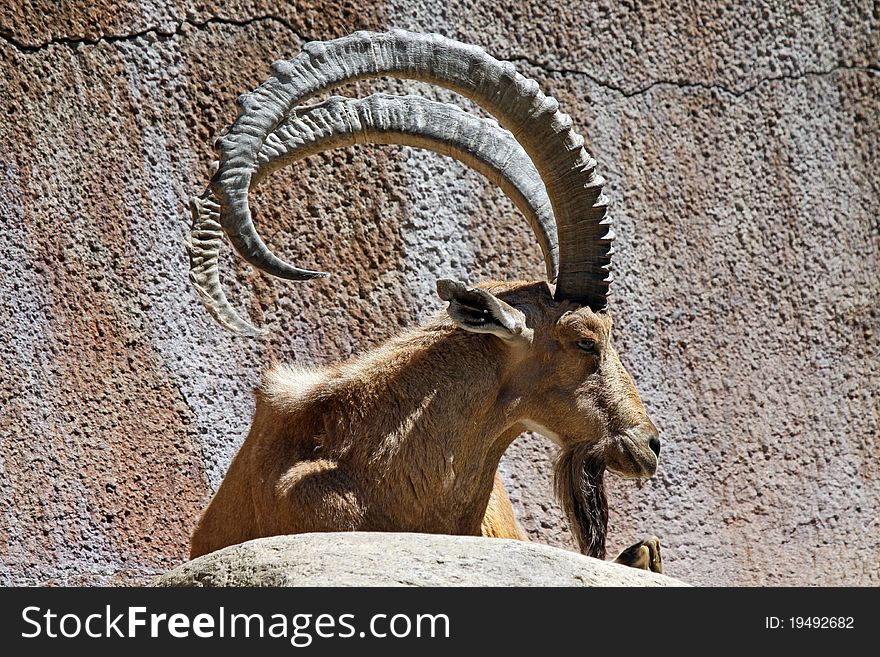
[765,617,854,629]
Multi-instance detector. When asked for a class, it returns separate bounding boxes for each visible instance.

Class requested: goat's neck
[333,325,523,531]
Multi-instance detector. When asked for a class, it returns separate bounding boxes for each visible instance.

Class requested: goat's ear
[436,279,532,343]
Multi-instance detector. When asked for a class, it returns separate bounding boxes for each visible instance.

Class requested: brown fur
[481,471,527,540]
[191,281,659,559]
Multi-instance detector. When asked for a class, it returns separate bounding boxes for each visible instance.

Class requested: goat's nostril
[648,435,661,457]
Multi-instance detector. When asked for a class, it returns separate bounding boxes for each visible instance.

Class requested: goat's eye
[576,339,597,354]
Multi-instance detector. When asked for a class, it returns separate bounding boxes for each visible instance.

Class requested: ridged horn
[187,194,265,337]
[189,94,559,335]
[211,29,612,312]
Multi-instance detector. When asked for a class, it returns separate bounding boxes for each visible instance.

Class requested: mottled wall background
[1,1,877,586]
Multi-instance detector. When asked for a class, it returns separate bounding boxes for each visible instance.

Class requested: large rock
[154,533,687,587]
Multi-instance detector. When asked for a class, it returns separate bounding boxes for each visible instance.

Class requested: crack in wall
[0,13,305,52]
[1,14,877,99]
[508,54,880,98]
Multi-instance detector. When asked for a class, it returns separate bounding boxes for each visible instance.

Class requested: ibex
[187,30,662,573]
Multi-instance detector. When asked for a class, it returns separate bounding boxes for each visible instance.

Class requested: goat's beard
[554,442,608,559]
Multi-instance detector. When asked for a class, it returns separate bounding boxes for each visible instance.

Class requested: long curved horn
[212,29,612,311]
[188,94,559,335]
[187,193,264,336]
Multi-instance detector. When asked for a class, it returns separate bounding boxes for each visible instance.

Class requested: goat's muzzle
[606,422,660,479]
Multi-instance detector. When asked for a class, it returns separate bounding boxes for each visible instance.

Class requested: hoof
[613,536,662,573]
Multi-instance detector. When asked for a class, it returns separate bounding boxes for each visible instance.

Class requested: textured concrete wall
[1,1,877,585]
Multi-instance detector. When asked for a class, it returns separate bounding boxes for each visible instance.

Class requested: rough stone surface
[1,2,877,586]
[154,533,686,586]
